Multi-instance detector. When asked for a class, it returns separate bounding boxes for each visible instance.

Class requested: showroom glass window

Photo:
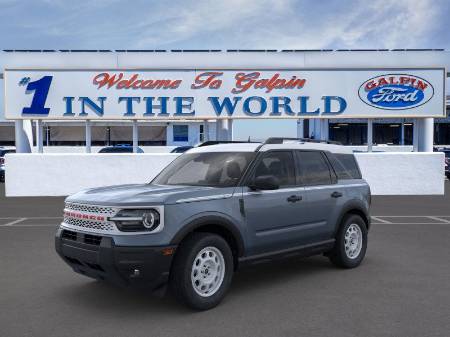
[296,151,332,186]
[173,125,189,142]
[253,151,296,187]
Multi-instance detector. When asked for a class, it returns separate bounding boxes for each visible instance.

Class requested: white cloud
[0,0,446,50]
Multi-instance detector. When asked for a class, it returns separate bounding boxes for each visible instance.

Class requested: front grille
[63,216,115,231]
[62,230,77,241]
[65,202,116,216]
[64,256,82,265]
[84,234,102,246]
[85,262,104,271]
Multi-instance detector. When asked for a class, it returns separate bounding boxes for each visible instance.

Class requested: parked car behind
[434,147,450,179]
[0,147,16,183]
[444,150,450,179]
[170,146,193,153]
[98,144,144,153]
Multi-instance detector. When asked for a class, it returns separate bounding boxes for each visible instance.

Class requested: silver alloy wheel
[191,246,225,297]
[344,223,363,259]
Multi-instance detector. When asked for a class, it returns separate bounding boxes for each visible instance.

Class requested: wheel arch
[170,215,245,268]
[335,201,371,234]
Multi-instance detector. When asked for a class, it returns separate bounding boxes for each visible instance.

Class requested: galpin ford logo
[358,74,434,110]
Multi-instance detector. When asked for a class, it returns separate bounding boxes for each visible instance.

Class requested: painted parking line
[371,215,450,225]
[0,217,62,219]
[427,216,450,224]
[0,218,27,226]
[371,216,393,224]
[0,217,62,227]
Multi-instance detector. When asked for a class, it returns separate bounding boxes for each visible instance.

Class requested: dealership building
[0,49,449,151]
[0,49,448,197]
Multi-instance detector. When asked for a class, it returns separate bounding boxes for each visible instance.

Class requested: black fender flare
[334,200,371,234]
[170,214,246,257]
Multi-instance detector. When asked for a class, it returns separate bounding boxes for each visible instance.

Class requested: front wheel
[169,232,234,310]
[328,214,368,268]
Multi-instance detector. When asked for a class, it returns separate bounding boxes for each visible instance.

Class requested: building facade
[0,49,449,149]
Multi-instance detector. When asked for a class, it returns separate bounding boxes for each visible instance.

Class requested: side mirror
[250,175,280,190]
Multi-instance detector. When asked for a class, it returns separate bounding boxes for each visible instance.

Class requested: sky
[0,0,449,139]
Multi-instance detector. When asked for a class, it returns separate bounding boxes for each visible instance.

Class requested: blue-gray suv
[55,138,371,310]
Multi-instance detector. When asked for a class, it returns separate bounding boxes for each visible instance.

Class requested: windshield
[152,152,256,187]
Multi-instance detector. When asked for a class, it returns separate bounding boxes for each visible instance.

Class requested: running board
[237,239,335,268]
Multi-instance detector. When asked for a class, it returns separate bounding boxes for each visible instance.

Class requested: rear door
[295,150,343,242]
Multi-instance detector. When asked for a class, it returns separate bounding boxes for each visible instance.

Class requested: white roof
[188,143,259,153]
[2,50,449,70]
[187,141,353,154]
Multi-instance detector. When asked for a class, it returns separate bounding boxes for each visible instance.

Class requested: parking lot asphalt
[1,182,450,337]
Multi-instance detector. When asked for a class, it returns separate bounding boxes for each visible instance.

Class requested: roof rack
[255,137,342,151]
[197,140,258,147]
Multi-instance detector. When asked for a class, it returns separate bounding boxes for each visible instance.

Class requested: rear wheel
[170,232,233,310]
[328,214,367,268]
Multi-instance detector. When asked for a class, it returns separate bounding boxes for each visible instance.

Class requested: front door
[243,151,309,255]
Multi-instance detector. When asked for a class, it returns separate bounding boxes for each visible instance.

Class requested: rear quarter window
[328,153,362,180]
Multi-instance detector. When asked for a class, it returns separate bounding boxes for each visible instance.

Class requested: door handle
[287,195,302,203]
[331,191,343,198]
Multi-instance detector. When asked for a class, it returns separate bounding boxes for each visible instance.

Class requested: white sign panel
[4,68,446,120]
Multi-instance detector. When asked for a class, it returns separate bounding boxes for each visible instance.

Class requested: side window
[296,151,332,186]
[253,151,296,187]
[328,153,362,179]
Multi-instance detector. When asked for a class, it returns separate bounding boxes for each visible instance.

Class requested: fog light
[131,269,140,278]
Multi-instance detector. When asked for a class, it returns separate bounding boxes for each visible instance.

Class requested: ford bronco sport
[55,138,371,310]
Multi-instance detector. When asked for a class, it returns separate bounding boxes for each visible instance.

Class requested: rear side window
[296,151,332,186]
[328,153,362,179]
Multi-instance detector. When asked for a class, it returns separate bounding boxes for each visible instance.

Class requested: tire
[169,232,234,310]
[328,214,368,268]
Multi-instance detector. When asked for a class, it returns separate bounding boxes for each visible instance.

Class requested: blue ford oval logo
[358,74,434,110]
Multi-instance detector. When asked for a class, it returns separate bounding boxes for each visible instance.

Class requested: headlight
[111,209,161,232]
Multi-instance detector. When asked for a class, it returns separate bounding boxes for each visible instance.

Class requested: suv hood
[66,184,233,206]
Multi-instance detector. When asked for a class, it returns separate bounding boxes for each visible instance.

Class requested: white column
[215,119,228,141]
[132,120,139,153]
[417,118,434,152]
[204,120,209,142]
[367,119,373,152]
[309,119,318,139]
[85,120,92,153]
[400,120,405,146]
[215,120,221,141]
[14,120,33,153]
[166,123,173,146]
[36,120,43,153]
[413,118,419,152]
[320,119,329,140]
[227,119,233,141]
[296,119,304,138]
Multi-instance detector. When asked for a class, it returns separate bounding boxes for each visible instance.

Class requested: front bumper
[55,228,176,290]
